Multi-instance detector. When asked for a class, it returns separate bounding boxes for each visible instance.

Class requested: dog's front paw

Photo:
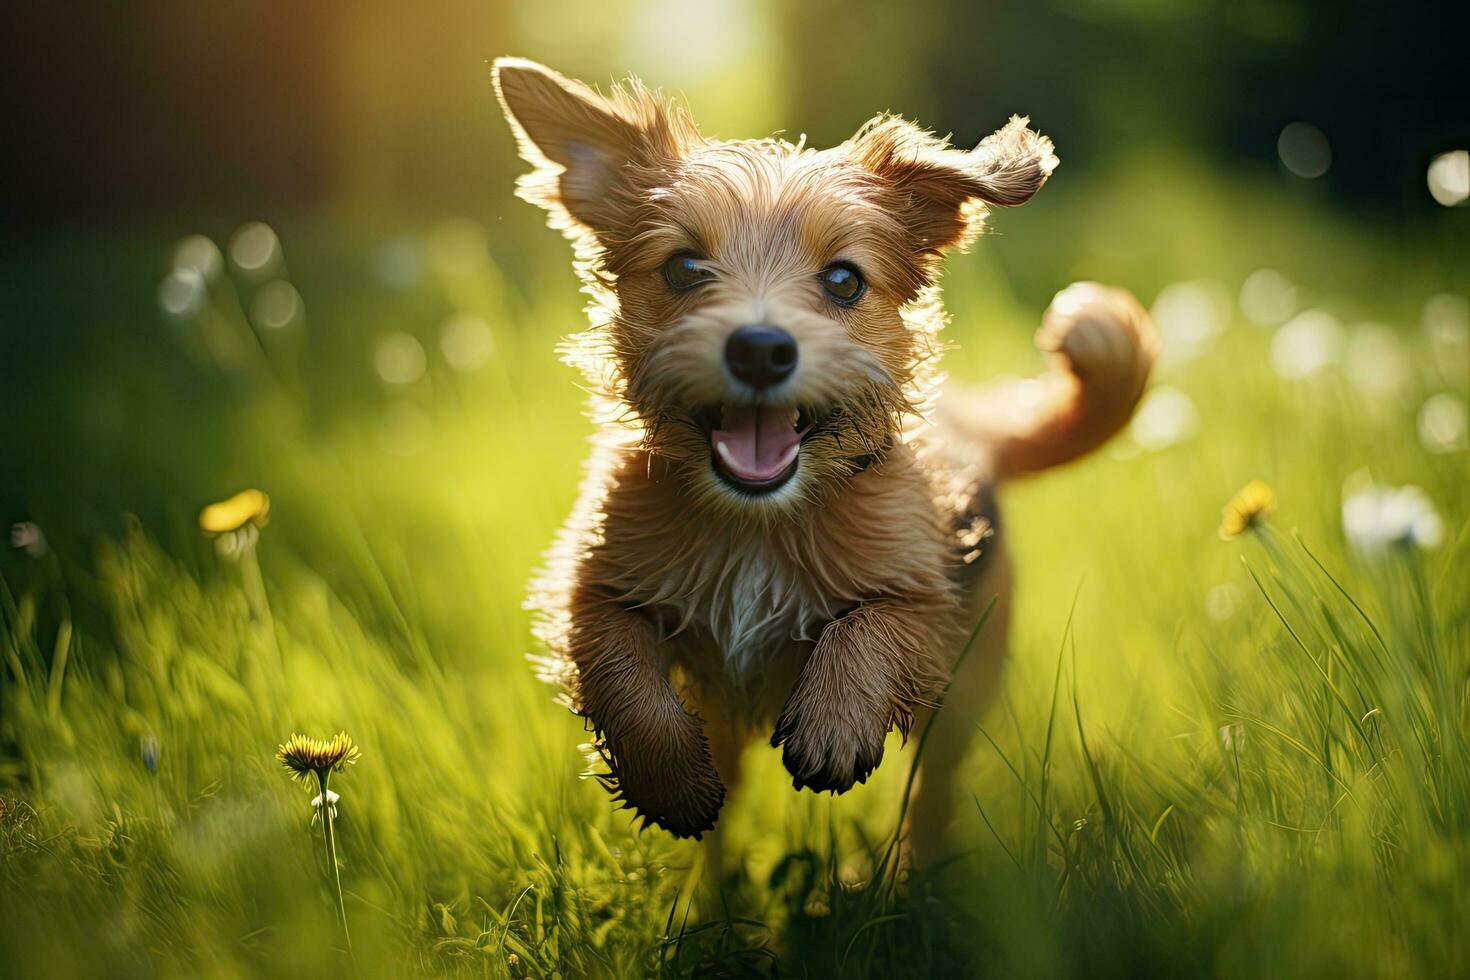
[601,715,726,839]
[770,697,893,794]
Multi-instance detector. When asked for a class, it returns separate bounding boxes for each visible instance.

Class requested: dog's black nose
[725,325,797,389]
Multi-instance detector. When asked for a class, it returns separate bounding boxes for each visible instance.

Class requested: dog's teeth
[789,407,800,428]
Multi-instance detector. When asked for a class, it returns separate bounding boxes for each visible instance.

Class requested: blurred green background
[1,1,1467,977]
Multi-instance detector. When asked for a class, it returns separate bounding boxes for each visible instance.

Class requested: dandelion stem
[318,772,353,958]
[240,544,287,697]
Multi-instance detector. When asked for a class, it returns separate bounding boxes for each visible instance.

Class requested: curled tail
[941,282,1158,481]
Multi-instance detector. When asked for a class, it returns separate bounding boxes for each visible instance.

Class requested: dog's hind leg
[907,283,1151,865]
[691,690,748,902]
[907,541,1014,867]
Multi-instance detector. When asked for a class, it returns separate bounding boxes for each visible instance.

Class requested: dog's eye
[663,253,714,291]
[819,262,865,305]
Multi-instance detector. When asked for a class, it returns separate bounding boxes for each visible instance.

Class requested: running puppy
[493,58,1156,854]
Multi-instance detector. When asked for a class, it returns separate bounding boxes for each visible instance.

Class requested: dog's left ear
[493,57,696,243]
[848,114,1058,254]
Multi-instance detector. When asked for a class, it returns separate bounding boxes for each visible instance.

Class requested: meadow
[1,154,1466,978]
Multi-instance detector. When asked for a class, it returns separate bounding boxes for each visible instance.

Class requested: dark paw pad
[771,714,888,795]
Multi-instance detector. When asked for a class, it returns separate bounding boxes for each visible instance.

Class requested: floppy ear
[849,114,1058,254]
[492,57,697,242]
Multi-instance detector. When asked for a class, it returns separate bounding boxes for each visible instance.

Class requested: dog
[492,58,1156,863]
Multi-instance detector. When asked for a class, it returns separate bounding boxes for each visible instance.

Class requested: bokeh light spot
[1205,583,1239,622]
[1343,323,1409,396]
[1130,386,1199,452]
[1277,122,1331,179]
[374,332,427,385]
[1239,269,1298,326]
[229,222,282,274]
[1271,309,1342,379]
[157,268,206,319]
[1151,280,1232,367]
[1418,393,1468,453]
[1421,293,1469,359]
[440,313,495,372]
[172,235,223,283]
[250,280,303,330]
[1427,150,1469,207]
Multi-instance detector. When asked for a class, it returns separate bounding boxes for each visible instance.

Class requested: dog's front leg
[568,588,725,838]
[771,598,936,793]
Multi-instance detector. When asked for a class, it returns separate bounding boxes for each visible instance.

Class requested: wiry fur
[495,58,1156,846]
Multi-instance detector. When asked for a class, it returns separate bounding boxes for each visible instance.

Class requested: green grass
[2,157,1467,977]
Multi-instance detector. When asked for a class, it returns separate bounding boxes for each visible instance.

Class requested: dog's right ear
[493,58,696,242]
[848,114,1058,258]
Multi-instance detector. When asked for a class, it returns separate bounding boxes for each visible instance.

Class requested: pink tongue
[713,406,801,482]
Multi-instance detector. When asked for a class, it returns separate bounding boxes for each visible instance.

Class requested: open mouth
[691,404,818,494]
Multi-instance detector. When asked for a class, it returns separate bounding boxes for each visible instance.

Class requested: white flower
[310,789,341,826]
[1422,294,1468,352]
[1341,473,1444,554]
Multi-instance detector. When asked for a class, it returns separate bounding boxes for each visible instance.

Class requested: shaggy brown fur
[494,58,1157,849]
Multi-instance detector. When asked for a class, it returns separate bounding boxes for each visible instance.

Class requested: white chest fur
[651,534,839,681]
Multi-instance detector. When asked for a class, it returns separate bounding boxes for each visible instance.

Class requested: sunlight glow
[624,0,758,82]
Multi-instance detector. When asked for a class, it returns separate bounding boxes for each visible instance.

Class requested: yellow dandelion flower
[276,732,362,783]
[199,489,270,534]
[1219,480,1276,539]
